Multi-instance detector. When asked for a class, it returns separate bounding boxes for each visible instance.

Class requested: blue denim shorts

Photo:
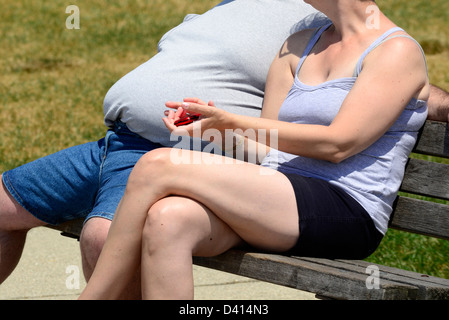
[2,122,162,225]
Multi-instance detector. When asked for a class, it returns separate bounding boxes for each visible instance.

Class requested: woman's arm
[165,35,429,164]
[253,36,429,162]
[326,36,429,161]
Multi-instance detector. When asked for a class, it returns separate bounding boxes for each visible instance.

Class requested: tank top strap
[294,22,333,76]
[294,25,426,79]
[352,27,423,77]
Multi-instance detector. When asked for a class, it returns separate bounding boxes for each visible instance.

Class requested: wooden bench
[48,120,449,300]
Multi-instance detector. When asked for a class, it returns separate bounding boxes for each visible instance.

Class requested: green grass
[367,229,449,278]
[1,1,448,279]
[0,0,219,168]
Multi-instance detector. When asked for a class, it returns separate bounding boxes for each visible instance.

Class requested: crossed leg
[79,147,299,299]
[140,196,243,299]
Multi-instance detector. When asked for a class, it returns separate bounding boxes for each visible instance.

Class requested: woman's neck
[315,0,387,41]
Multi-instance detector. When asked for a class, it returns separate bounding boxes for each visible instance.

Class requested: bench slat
[193,250,420,300]
[338,259,449,300]
[390,196,449,240]
[195,251,449,300]
[402,158,449,200]
[47,219,83,239]
[414,120,449,158]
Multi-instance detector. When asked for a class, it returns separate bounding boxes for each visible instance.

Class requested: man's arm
[427,84,449,122]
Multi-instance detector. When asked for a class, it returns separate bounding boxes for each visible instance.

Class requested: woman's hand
[164,97,231,137]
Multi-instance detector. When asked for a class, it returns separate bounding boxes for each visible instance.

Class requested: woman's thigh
[145,148,300,252]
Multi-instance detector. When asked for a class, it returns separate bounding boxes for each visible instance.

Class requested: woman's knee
[142,197,242,257]
[143,199,187,244]
[126,148,173,191]
[142,197,209,255]
[137,148,173,171]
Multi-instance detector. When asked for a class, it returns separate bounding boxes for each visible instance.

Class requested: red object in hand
[174,114,200,127]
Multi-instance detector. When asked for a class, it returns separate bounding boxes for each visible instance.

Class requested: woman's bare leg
[80,148,299,299]
[141,196,243,299]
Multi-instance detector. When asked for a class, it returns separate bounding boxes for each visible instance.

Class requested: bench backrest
[393,120,449,240]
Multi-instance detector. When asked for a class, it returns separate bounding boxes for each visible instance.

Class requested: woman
[79,0,429,299]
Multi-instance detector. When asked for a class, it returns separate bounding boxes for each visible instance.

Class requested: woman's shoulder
[361,27,430,101]
[280,28,317,57]
[366,28,427,74]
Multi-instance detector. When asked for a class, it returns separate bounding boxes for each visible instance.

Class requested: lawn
[0,0,448,279]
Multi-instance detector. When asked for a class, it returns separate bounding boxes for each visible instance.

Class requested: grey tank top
[261,23,428,235]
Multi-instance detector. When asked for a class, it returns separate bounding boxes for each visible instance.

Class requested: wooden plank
[402,158,449,200]
[193,250,418,300]
[337,259,449,300]
[414,120,449,158]
[47,218,83,239]
[391,197,449,240]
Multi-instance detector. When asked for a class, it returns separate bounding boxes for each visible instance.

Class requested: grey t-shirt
[103,0,326,146]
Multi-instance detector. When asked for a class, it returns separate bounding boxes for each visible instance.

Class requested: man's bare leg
[0,176,46,284]
[80,217,141,299]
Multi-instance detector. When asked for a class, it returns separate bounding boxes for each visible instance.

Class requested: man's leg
[0,177,47,284]
[0,137,111,285]
[80,217,141,299]
[79,218,110,281]
[78,125,161,299]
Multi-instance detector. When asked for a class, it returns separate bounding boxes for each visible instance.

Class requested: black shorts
[281,172,383,259]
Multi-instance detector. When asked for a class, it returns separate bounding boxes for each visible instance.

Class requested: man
[1,0,448,297]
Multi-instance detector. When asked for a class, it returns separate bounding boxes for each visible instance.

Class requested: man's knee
[79,217,111,279]
[80,217,142,298]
